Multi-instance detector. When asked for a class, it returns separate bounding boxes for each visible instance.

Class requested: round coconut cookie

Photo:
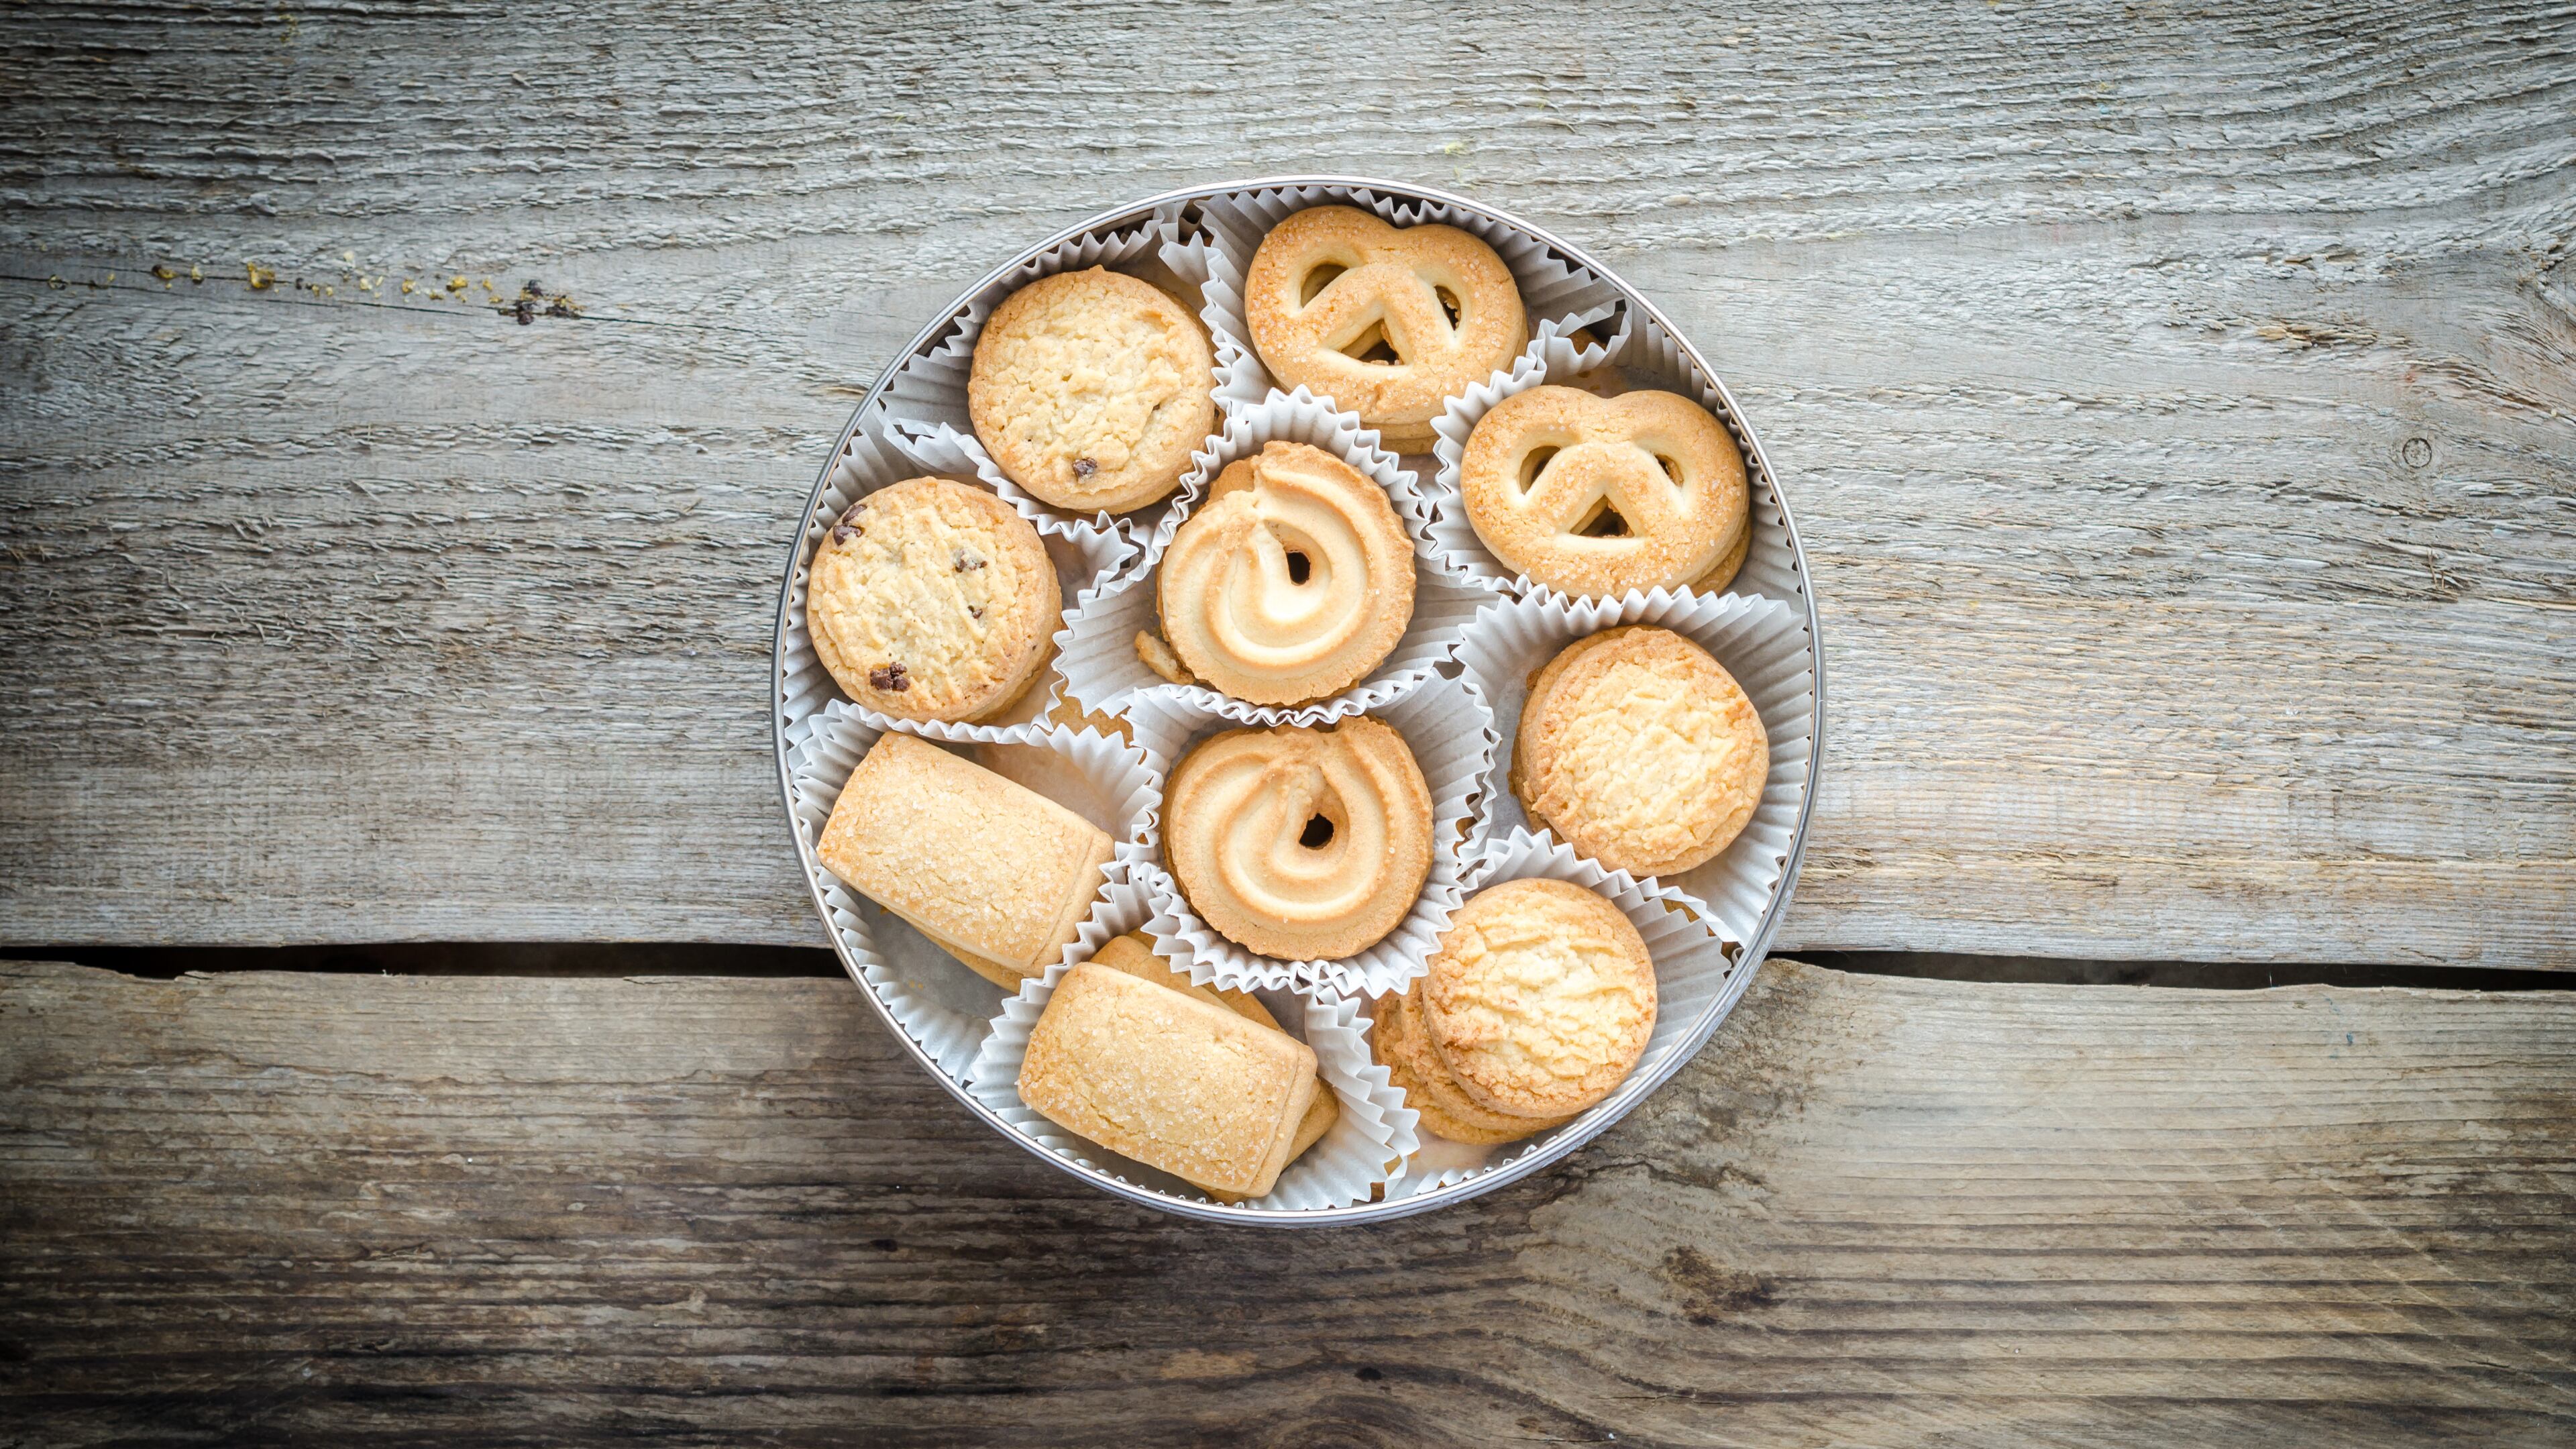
[968,266,1216,515]
[1510,625,1768,879]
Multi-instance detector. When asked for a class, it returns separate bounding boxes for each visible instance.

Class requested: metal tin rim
[769,176,1826,1226]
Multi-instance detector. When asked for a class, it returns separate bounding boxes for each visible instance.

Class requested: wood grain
[1,957,2569,1446]
[2,1,2573,960]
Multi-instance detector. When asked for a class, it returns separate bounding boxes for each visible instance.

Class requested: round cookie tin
[771,177,1825,1225]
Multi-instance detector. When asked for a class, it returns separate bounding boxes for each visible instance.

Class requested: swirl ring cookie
[1152,441,1417,706]
[1417,877,1657,1122]
[1511,627,1769,878]
[969,267,1216,515]
[1244,207,1527,453]
[1460,385,1748,598]
[1165,716,1434,961]
[805,476,1060,723]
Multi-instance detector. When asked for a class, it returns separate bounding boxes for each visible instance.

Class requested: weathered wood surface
[2,958,2569,1446]
[3,2,2573,961]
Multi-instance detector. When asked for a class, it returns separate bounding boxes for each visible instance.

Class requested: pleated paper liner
[1052,384,1497,730]
[871,202,1269,559]
[966,890,1417,1214]
[1189,182,1630,441]
[786,702,1165,1078]
[1124,669,1498,999]
[1426,305,1806,604]
[1452,588,1815,951]
[780,411,1134,742]
[1379,828,1757,1203]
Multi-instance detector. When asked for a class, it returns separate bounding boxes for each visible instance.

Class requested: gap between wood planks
[7,943,2571,992]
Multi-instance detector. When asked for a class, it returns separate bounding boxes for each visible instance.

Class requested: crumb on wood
[496,278,583,326]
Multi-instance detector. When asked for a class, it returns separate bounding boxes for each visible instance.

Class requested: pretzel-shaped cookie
[1458,385,1748,598]
[1244,207,1528,452]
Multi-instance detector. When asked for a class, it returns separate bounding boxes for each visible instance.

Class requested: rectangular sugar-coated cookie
[818,733,1114,987]
[1018,961,1320,1199]
[1086,932,1274,1023]
[1084,934,1340,1199]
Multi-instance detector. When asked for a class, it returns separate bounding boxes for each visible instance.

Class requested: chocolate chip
[830,524,856,544]
[967,605,983,619]
[1072,457,1097,480]
[953,548,985,572]
[867,662,910,692]
[838,501,868,526]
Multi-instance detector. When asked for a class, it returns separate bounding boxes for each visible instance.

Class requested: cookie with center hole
[1164,716,1432,961]
[1148,440,1416,706]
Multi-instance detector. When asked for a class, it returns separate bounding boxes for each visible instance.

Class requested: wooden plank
[2,1,2573,959]
[1,958,2571,1446]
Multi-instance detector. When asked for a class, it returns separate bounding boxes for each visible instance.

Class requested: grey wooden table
[3,2,2572,1444]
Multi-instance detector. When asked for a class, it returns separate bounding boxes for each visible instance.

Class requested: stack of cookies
[784,185,1809,1214]
[1375,879,1658,1146]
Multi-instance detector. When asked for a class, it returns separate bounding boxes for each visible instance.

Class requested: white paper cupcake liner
[965,890,1417,1214]
[1529,294,1635,374]
[1124,669,1499,998]
[1190,185,1629,440]
[1427,306,1805,603]
[873,203,1268,554]
[784,703,1166,1076]
[1051,386,1499,727]
[1379,827,1758,1201]
[1452,588,1815,951]
[779,413,1134,739]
